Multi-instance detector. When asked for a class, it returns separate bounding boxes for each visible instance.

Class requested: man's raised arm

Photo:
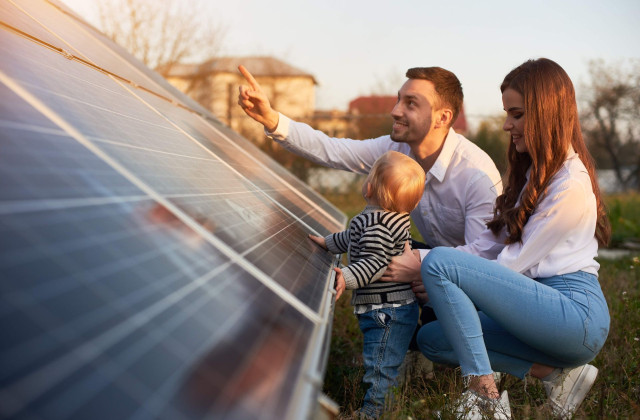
[236,64,389,175]
[237,65,279,132]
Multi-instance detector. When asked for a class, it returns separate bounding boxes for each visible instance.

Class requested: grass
[606,193,640,247]
[320,190,640,419]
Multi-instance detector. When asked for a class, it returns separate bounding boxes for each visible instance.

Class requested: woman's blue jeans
[417,247,610,379]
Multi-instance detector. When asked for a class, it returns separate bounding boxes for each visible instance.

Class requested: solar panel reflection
[0,1,344,419]
[131,87,345,234]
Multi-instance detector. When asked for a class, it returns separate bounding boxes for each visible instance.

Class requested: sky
[64,0,640,129]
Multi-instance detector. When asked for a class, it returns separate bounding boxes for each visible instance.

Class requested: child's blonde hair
[367,151,426,213]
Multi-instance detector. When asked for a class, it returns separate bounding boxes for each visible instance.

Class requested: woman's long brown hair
[486,58,610,246]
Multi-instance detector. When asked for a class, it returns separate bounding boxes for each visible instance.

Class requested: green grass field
[321,192,640,419]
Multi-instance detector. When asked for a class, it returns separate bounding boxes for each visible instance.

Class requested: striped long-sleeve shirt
[324,205,416,305]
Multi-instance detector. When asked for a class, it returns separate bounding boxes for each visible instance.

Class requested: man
[237,64,501,282]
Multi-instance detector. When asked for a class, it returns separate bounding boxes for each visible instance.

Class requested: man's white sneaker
[543,364,598,419]
[452,389,512,420]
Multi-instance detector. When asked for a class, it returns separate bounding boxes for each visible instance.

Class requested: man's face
[390,79,437,145]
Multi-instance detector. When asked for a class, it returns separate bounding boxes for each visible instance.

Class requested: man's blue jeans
[357,302,418,417]
[417,247,610,379]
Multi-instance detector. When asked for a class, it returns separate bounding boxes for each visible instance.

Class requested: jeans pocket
[374,309,393,328]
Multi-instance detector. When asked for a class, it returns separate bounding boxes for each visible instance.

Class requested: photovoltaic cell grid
[0,1,347,419]
[13,0,345,227]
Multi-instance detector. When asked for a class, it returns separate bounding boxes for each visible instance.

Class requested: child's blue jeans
[417,247,610,379]
[357,302,418,417]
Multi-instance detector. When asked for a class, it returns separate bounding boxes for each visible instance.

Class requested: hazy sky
[64,0,640,128]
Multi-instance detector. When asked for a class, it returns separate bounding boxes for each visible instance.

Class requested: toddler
[309,150,425,418]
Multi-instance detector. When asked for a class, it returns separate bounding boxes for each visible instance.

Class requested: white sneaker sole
[552,364,598,418]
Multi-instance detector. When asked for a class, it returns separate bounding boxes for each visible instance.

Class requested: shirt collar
[428,128,459,182]
[362,204,384,214]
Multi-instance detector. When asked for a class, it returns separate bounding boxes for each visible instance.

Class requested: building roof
[453,106,467,133]
[347,95,468,133]
[167,56,317,84]
[348,96,397,115]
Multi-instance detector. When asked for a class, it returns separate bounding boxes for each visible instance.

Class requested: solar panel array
[0,1,347,419]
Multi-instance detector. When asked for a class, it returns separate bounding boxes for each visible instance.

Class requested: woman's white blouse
[458,150,600,278]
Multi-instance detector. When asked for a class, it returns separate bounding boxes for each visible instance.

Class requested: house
[348,96,396,139]
[166,56,317,143]
[311,109,353,138]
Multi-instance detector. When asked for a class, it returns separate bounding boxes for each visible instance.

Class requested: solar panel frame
[0,2,345,418]
[3,88,330,416]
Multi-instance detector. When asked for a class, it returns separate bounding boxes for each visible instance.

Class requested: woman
[414,58,611,419]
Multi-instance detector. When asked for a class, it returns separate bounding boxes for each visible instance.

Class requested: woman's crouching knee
[420,247,461,293]
[416,321,457,366]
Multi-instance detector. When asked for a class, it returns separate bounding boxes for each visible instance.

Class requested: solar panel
[0,1,346,419]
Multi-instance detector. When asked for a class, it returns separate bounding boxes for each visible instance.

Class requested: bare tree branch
[580,59,640,191]
[94,0,226,78]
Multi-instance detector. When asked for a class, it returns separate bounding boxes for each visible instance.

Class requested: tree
[580,59,640,191]
[470,115,510,175]
[95,0,226,78]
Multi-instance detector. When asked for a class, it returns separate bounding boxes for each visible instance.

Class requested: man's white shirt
[268,113,503,257]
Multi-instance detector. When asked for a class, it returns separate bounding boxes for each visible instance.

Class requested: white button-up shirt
[268,114,503,255]
[457,149,600,278]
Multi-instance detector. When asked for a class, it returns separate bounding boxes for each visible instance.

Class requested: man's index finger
[238,65,260,90]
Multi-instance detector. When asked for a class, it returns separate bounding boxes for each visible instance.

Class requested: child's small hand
[333,267,346,300]
[308,234,327,250]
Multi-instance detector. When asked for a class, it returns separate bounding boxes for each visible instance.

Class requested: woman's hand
[381,241,422,283]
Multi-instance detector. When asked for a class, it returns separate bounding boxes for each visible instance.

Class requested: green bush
[606,193,640,247]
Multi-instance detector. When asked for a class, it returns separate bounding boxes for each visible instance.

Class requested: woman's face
[502,88,527,154]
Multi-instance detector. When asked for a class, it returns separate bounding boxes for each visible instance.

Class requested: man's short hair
[406,67,463,128]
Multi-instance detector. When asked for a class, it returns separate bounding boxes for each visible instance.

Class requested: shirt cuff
[264,112,290,141]
[324,234,340,254]
[340,267,358,290]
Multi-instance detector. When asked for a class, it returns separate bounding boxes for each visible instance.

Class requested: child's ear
[365,182,372,198]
